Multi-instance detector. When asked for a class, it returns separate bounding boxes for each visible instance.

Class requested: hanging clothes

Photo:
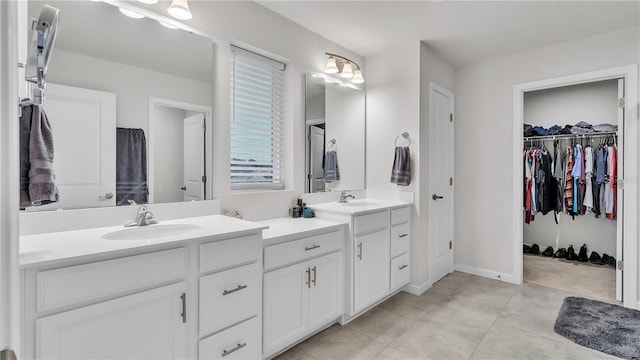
[583,146,594,212]
[564,146,575,215]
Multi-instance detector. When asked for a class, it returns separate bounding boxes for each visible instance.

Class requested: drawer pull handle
[399,233,409,238]
[312,266,317,286]
[222,342,247,357]
[399,264,408,270]
[306,268,311,288]
[357,243,363,260]
[222,285,248,296]
[180,293,187,323]
[305,244,321,251]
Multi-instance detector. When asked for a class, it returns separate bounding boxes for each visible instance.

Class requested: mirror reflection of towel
[19,103,59,208]
[116,128,148,205]
[390,146,411,186]
[324,150,340,182]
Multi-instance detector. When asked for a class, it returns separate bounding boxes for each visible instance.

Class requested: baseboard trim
[455,264,518,285]
[402,281,432,296]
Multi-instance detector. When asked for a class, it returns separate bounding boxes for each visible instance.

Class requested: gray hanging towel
[116,128,149,206]
[390,146,411,186]
[19,102,59,208]
[324,150,340,182]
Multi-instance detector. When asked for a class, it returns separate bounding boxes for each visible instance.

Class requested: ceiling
[257,1,640,67]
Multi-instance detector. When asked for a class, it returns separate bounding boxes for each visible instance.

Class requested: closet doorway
[513,65,638,308]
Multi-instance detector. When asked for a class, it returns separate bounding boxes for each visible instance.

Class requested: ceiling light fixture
[119,7,145,19]
[324,52,364,84]
[168,0,192,20]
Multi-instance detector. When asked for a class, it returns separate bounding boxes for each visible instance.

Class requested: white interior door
[183,113,204,201]
[29,83,116,210]
[428,83,455,283]
[309,126,325,192]
[616,78,624,302]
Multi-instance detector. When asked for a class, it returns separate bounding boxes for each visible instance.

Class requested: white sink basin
[339,201,381,207]
[102,224,201,241]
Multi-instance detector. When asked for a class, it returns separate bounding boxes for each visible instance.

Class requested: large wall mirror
[305,74,365,192]
[24,0,213,211]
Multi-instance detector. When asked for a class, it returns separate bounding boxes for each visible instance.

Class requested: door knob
[99,192,113,200]
[432,194,444,200]
[180,186,187,191]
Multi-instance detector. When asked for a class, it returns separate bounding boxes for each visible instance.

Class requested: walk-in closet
[522,78,623,303]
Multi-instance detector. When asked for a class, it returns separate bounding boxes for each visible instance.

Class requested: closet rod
[523,131,617,142]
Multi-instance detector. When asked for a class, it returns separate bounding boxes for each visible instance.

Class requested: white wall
[523,80,618,257]
[153,106,185,204]
[454,27,638,280]
[177,1,365,220]
[325,85,365,191]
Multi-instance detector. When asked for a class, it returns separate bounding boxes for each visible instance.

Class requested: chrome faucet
[125,204,158,227]
[338,190,356,203]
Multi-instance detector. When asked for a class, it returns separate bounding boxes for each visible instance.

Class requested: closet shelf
[523,131,617,142]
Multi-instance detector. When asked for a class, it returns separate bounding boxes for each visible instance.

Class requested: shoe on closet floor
[530,244,540,255]
[602,253,617,268]
[554,248,567,258]
[589,252,605,265]
[566,245,578,261]
[578,244,589,262]
[542,246,554,257]
[523,244,531,253]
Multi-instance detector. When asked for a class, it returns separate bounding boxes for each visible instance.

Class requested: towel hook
[327,138,337,151]
[395,132,410,147]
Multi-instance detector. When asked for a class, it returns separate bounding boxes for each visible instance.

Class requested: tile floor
[275,272,620,360]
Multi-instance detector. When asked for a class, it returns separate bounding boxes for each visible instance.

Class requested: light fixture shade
[137,0,159,4]
[168,0,192,20]
[340,62,353,78]
[325,57,339,74]
[119,7,145,19]
[351,69,365,83]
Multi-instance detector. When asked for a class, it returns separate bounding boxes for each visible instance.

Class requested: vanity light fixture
[158,20,179,29]
[119,7,146,19]
[137,0,159,4]
[168,0,192,20]
[324,52,364,83]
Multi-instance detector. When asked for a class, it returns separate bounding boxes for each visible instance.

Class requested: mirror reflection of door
[309,125,326,193]
[183,113,205,201]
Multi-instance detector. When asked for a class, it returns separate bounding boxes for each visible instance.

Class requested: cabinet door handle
[305,244,320,251]
[180,292,187,323]
[357,243,363,260]
[399,233,409,238]
[222,284,248,296]
[399,264,409,270]
[432,194,444,200]
[222,342,247,357]
[306,268,311,288]
[311,266,317,286]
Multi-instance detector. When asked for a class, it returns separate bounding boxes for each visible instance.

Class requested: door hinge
[618,98,625,109]
[202,123,207,132]
[618,260,624,271]
[450,113,453,122]
[449,241,452,250]
[201,175,207,183]
[450,177,453,186]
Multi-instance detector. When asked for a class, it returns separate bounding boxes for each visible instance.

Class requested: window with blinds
[230,46,285,190]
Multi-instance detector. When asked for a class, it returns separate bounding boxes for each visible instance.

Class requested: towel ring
[395,132,410,147]
[327,138,337,150]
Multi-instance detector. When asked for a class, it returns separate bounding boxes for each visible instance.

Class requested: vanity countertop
[20,215,267,268]
[310,199,412,216]
[258,217,347,246]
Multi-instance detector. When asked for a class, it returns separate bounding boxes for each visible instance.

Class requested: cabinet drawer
[353,211,389,235]
[200,263,260,336]
[199,317,260,360]
[391,206,410,225]
[390,223,410,258]
[36,248,186,312]
[264,230,343,270]
[200,234,260,273]
[390,253,410,291]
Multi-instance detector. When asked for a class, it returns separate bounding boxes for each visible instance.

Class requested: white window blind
[230,46,285,190]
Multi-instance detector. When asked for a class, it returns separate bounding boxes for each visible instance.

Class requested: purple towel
[390,146,411,186]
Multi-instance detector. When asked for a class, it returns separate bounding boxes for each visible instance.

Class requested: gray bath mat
[554,296,640,359]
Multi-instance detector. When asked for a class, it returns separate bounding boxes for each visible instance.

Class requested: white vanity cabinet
[261,220,346,359]
[353,222,389,313]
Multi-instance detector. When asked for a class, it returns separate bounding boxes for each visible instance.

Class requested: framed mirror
[304,73,365,192]
[24,0,213,210]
